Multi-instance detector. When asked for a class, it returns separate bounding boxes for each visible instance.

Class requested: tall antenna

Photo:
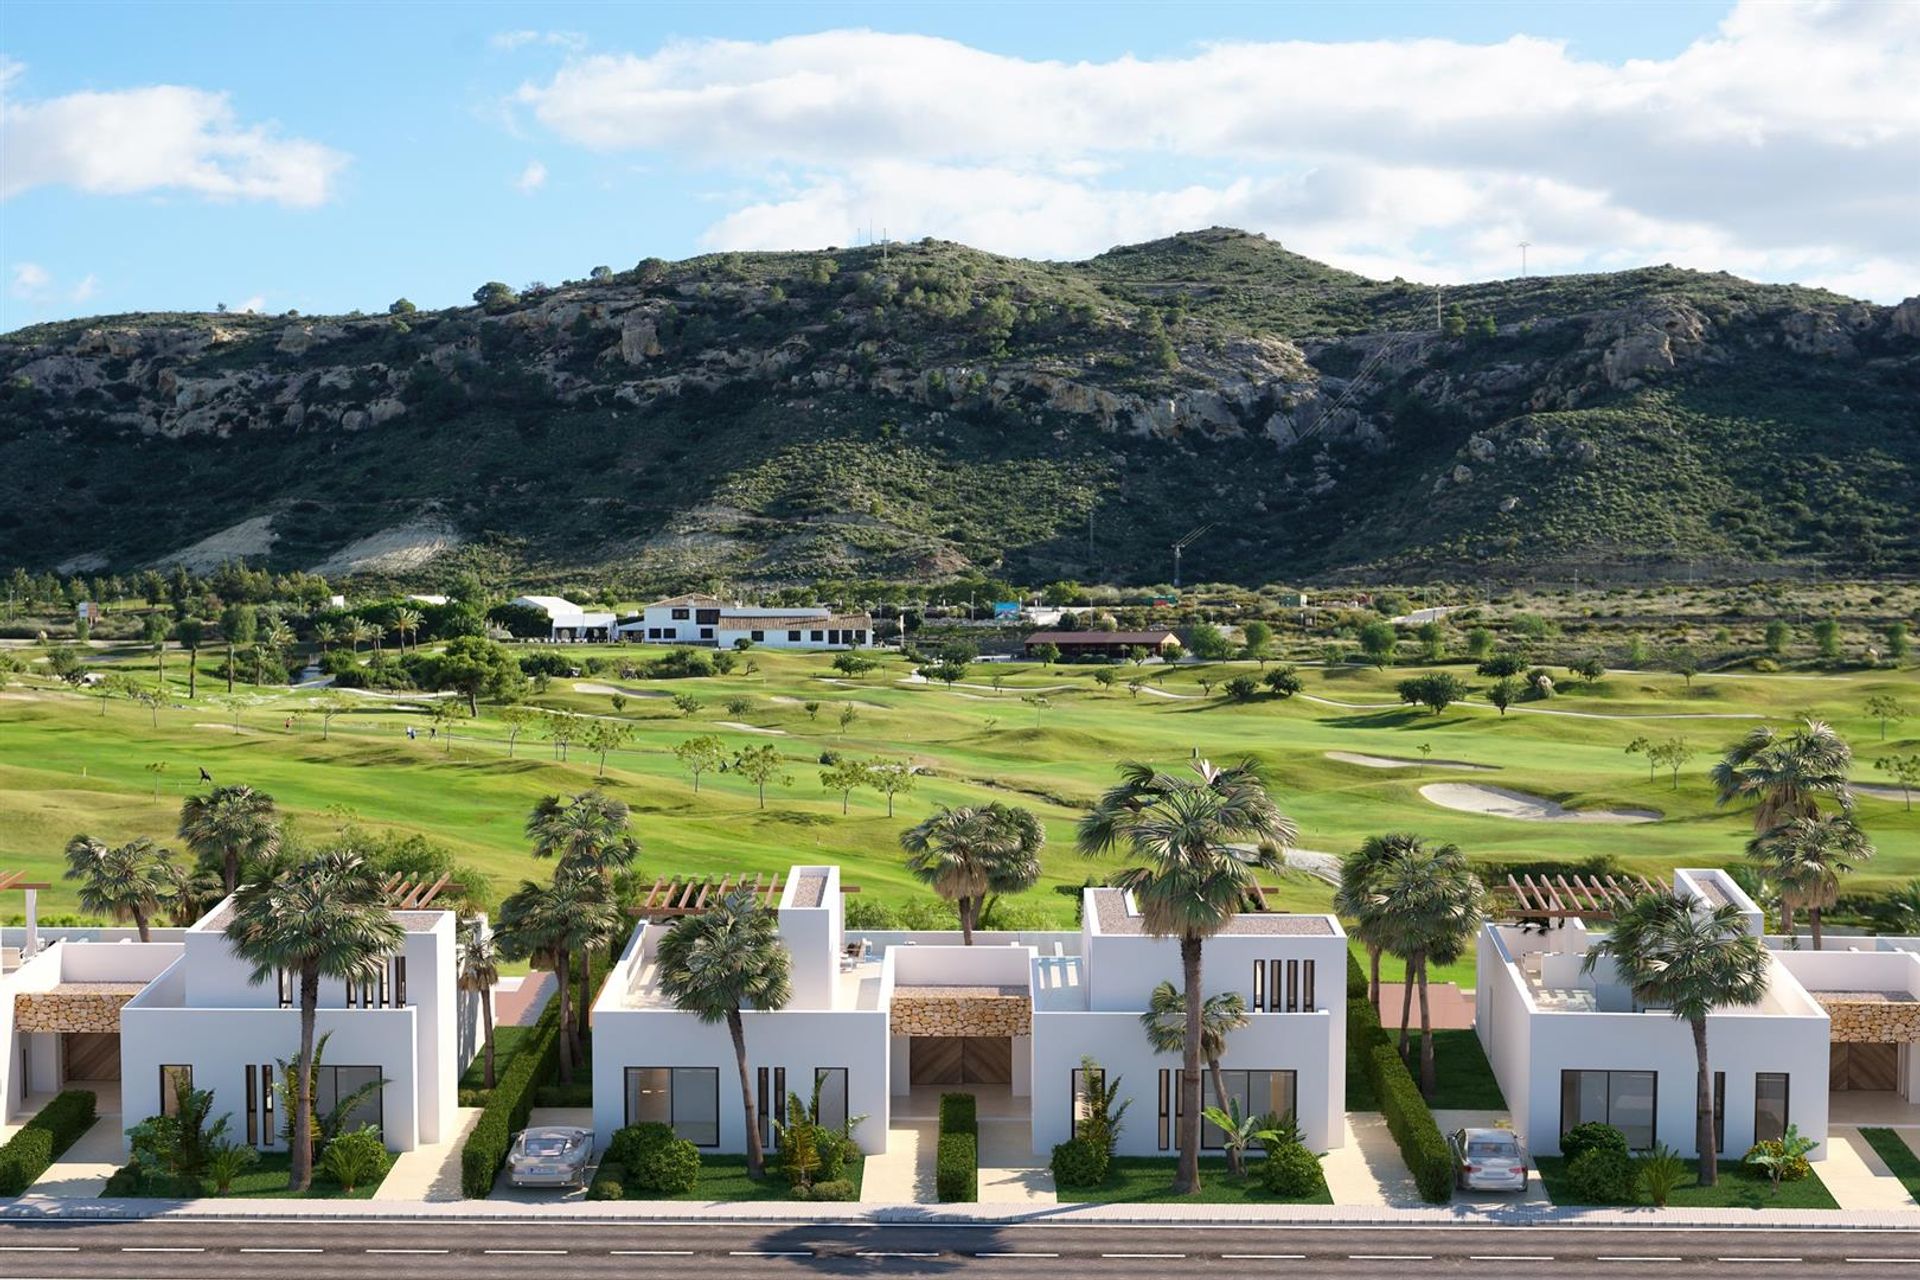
[1518,241,1532,278]
[1170,522,1214,590]
[1434,286,1444,331]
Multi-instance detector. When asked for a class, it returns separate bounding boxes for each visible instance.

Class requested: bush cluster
[459,993,565,1197]
[1257,1142,1325,1198]
[605,1122,701,1196]
[1349,997,1451,1203]
[1743,1139,1811,1183]
[1568,1146,1637,1203]
[1561,1121,1628,1165]
[1048,1136,1108,1188]
[0,1090,97,1194]
[936,1092,977,1202]
[792,1178,857,1201]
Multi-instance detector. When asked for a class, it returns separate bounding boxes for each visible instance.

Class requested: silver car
[1448,1127,1528,1192]
[508,1125,594,1188]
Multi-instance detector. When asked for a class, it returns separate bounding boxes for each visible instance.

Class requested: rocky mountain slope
[3,228,1916,587]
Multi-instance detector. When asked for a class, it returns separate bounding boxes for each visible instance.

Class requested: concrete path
[1319,1112,1424,1207]
[1820,1125,1918,1211]
[494,972,556,1028]
[1376,982,1476,1030]
[27,1108,125,1198]
[977,1118,1055,1204]
[860,1118,934,1203]
[375,1107,484,1202]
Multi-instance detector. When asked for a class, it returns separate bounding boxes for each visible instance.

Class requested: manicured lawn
[460,1024,531,1090]
[108,1152,385,1199]
[605,1153,865,1201]
[1405,1030,1507,1110]
[1534,1155,1838,1209]
[1860,1128,1920,1201]
[1054,1156,1333,1205]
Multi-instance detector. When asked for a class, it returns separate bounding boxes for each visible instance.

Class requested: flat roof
[1090,889,1336,936]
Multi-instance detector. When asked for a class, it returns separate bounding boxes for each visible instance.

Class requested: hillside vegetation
[4,228,1917,587]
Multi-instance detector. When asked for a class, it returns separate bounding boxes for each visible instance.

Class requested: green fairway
[3,648,1917,969]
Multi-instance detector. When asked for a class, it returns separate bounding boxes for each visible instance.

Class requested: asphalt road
[2,1221,1919,1279]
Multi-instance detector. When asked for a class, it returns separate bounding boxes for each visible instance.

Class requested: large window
[1713,1071,1726,1154]
[814,1068,849,1133]
[1251,960,1316,1012]
[1157,1068,1297,1150]
[756,1066,787,1148]
[1754,1073,1790,1145]
[1561,1069,1657,1150]
[159,1065,192,1117]
[626,1067,720,1147]
[314,1065,385,1139]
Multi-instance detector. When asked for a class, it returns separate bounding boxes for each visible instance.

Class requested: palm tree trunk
[1692,1015,1716,1186]
[577,945,591,1042]
[226,643,235,693]
[223,850,238,896]
[481,991,497,1090]
[293,965,319,1191]
[960,896,975,945]
[1397,956,1417,1057]
[1810,906,1824,950]
[133,907,151,944]
[1207,1056,1241,1177]
[187,648,197,698]
[1780,901,1796,934]
[555,951,575,1084]
[728,1008,766,1180]
[1368,943,1382,1006]
[1177,933,1204,1195]
[1416,953,1436,1098]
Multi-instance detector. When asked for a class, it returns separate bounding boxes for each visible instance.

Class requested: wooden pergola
[379,873,451,910]
[0,870,55,959]
[1505,872,1659,920]
[630,873,860,918]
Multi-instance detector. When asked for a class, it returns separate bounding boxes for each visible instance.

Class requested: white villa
[592,863,1348,1159]
[614,595,876,650]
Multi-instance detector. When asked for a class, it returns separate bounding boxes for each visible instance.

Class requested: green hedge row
[1349,997,1451,1203]
[936,1092,977,1203]
[0,1090,98,1195]
[1346,948,1368,1000]
[460,991,565,1197]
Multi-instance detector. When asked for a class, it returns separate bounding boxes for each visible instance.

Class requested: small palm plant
[1745,1123,1817,1195]
[1199,1100,1264,1178]
[321,1125,390,1194]
[205,1140,258,1195]
[1637,1142,1686,1207]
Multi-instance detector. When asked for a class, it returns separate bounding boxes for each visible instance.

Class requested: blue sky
[3,1,1915,330]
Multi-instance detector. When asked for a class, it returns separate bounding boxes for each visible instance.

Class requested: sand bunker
[572,682,666,699]
[715,721,786,735]
[1326,751,1494,771]
[1419,783,1659,824]
[1858,783,1915,803]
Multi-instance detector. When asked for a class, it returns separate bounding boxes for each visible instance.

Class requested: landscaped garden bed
[1534,1155,1838,1209]
[1054,1155,1332,1205]
[103,1151,387,1200]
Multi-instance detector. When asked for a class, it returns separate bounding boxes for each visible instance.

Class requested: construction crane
[1171,522,1213,590]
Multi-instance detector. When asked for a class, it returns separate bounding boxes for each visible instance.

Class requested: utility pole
[1519,241,1532,278]
[1435,286,1443,331]
[1170,523,1213,591]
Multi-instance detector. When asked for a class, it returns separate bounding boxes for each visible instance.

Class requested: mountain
[3,228,1917,589]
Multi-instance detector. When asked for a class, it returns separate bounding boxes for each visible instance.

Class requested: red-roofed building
[1022,629,1180,659]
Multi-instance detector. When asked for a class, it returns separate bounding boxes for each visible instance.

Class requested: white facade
[512,595,616,642]
[613,596,873,649]
[591,864,1348,1162]
[1475,868,1832,1160]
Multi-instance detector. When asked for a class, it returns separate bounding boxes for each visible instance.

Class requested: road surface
[1,1220,1918,1278]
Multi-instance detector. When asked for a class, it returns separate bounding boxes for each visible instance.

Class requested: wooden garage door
[1833,1041,1900,1092]
[63,1033,120,1082]
[910,1037,1012,1085]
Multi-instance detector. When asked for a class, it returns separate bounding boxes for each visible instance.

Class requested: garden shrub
[794,1178,857,1201]
[321,1125,390,1194]
[1637,1144,1686,1207]
[0,1089,96,1194]
[609,1123,701,1195]
[1743,1139,1811,1183]
[1049,1137,1109,1189]
[1257,1142,1325,1198]
[1568,1146,1637,1203]
[1561,1121,1628,1165]
[936,1092,977,1203]
[587,1176,625,1201]
[102,1163,145,1196]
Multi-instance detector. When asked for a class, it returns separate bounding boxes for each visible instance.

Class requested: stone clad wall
[1818,997,1920,1043]
[890,994,1031,1038]
[13,990,138,1034]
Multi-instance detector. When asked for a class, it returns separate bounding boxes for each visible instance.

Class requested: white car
[1448,1127,1529,1192]
[507,1126,594,1188]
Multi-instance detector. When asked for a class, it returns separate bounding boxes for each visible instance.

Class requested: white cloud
[514,3,1920,300]
[70,273,98,303]
[493,30,587,53]
[9,262,51,298]
[1,65,347,206]
[514,159,548,193]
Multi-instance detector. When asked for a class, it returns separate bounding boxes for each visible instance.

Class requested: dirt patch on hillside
[153,515,278,572]
[308,518,463,577]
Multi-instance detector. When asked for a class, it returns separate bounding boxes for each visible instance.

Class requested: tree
[1583,893,1767,1185]
[45,642,85,685]
[392,606,423,655]
[1078,758,1294,1194]
[1568,656,1606,685]
[1093,668,1118,693]
[144,612,170,689]
[1764,620,1792,657]
[581,718,632,777]
[1222,675,1258,702]
[831,651,880,678]
[1031,643,1060,667]
[1879,754,1920,811]
[63,835,172,941]
[220,603,256,693]
[1415,621,1447,663]
[654,890,792,1180]
[1397,673,1467,715]
[865,759,916,817]
[179,784,280,895]
[675,735,727,794]
[498,704,537,758]
[473,281,517,309]
[820,757,872,814]
[1486,677,1517,716]
[672,693,702,718]
[1813,619,1842,660]
[1465,627,1495,661]
[1358,620,1398,668]
[1139,982,1251,1175]
[1649,738,1695,789]
[1262,666,1302,698]
[1239,620,1273,667]
[427,636,521,714]
[226,849,404,1189]
[899,803,1044,943]
[1625,736,1656,781]
[1866,694,1909,742]
[457,916,502,1089]
[1888,622,1912,664]
[389,297,417,315]
[838,703,859,735]
[1668,647,1702,688]
[1746,812,1873,948]
[496,868,617,1082]
[543,711,578,761]
[920,660,967,688]
[311,693,354,741]
[430,699,468,749]
[731,744,791,809]
[1334,833,1422,1008]
[1367,839,1484,1096]
[1710,720,1854,847]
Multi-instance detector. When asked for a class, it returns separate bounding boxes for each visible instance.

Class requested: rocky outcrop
[1589,298,1709,390]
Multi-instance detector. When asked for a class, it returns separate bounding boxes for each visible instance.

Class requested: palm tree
[175,617,204,698]
[1139,981,1251,1174]
[348,619,379,656]
[225,849,404,1190]
[1584,893,1768,1185]
[178,784,281,895]
[1711,720,1854,836]
[259,618,295,684]
[392,606,423,655]
[1334,833,1423,1007]
[1747,812,1874,948]
[526,791,641,1038]
[495,869,618,1082]
[457,915,502,1089]
[654,889,792,1180]
[899,802,1044,943]
[155,857,224,927]
[1366,840,1484,1097]
[312,620,339,654]
[1077,758,1294,1195]
[63,835,172,941]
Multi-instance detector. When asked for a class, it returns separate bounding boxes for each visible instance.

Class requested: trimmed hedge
[1346,948,1368,1000]
[459,991,565,1197]
[1350,997,1452,1204]
[936,1092,977,1203]
[0,1090,97,1194]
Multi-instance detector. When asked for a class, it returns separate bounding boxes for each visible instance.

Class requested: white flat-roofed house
[720,613,873,651]
[511,595,616,642]
[591,864,1347,1162]
[1475,868,1832,1160]
[615,594,737,645]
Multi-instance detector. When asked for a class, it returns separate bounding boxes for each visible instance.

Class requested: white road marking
[730,1250,814,1257]
[614,1249,697,1256]
[1719,1259,1802,1264]
[241,1247,323,1253]
[975,1252,1061,1258]
[1221,1255,1306,1261]
[857,1251,941,1259]
[367,1248,450,1254]
[0,1246,79,1252]
[485,1248,569,1255]
[1103,1254,1185,1260]
[1848,1260,1920,1264]
[1598,1259,1682,1264]
[1471,1257,1555,1262]
[122,1246,205,1252]
[1349,1256,1433,1262]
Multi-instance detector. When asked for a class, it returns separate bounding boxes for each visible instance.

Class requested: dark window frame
[1754,1072,1790,1145]
[159,1065,192,1117]
[1070,1066,1104,1141]
[671,608,691,620]
[1559,1068,1658,1151]
[625,1066,722,1148]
